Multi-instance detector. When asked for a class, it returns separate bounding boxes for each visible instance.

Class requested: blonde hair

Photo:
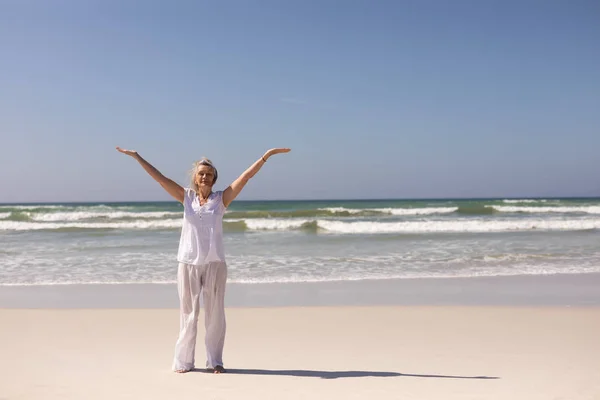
[189,157,218,192]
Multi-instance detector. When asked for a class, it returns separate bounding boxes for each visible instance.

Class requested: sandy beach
[1,305,599,400]
[3,0,599,398]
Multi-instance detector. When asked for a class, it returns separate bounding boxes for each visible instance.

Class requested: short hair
[189,157,218,191]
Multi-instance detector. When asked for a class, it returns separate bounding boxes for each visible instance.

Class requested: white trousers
[172,261,227,371]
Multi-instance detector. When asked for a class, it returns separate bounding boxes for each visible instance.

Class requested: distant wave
[0,205,68,211]
[315,219,600,234]
[3,217,600,233]
[493,206,600,214]
[0,219,183,231]
[1,211,32,222]
[370,207,457,215]
[29,211,181,222]
[224,207,457,218]
[457,205,600,215]
[224,208,384,219]
[502,199,548,204]
[4,203,600,225]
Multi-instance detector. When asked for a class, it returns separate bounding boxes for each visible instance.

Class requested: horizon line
[1,195,600,205]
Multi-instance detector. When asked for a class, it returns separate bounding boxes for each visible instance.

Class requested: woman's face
[195,165,216,188]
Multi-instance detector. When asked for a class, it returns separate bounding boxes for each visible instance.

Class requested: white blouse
[176,188,227,266]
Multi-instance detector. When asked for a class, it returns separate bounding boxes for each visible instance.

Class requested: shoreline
[2,272,599,308]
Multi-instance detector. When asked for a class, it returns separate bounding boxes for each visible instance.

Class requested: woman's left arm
[222,148,291,207]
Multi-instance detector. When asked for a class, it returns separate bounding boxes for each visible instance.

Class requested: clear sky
[1,0,599,202]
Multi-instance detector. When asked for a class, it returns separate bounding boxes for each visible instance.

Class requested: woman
[116,146,291,374]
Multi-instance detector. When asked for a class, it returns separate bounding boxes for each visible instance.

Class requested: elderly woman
[116,146,291,374]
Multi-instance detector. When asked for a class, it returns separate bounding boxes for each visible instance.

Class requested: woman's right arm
[116,147,185,204]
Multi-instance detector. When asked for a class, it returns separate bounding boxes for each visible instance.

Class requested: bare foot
[213,365,226,374]
[174,369,190,373]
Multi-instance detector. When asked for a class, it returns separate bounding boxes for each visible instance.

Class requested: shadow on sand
[194,368,499,380]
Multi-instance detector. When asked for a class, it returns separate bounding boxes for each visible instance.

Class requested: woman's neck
[198,187,212,200]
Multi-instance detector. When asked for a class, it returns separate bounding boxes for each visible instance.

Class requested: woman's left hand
[265,148,291,159]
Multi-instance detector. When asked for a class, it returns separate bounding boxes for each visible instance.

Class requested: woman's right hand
[115,146,184,203]
[116,146,138,157]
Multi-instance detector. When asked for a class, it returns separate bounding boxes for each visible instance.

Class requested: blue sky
[1,0,599,202]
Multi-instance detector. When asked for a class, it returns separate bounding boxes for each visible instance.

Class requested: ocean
[1,198,600,286]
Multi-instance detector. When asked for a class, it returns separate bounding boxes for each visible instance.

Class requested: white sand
[1,306,599,399]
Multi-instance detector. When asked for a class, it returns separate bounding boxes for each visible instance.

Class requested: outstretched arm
[222,148,291,207]
[116,147,185,203]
